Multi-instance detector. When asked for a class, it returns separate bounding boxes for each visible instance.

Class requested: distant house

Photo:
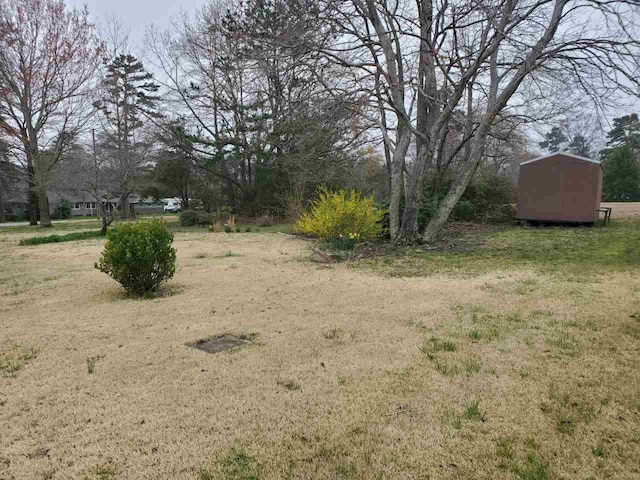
[0,183,143,220]
[52,194,172,217]
[516,152,604,224]
[0,162,29,221]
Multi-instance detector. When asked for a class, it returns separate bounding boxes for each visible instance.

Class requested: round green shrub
[179,210,199,226]
[179,210,213,227]
[452,200,475,221]
[95,220,176,296]
[51,200,72,220]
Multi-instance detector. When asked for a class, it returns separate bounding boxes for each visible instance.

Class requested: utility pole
[92,129,101,217]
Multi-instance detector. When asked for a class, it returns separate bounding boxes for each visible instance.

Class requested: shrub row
[19,230,104,246]
[419,172,515,226]
[179,207,233,227]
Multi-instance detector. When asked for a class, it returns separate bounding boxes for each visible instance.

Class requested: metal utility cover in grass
[188,335,251,353]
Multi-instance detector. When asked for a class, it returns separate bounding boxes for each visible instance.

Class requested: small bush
[179,210,199,226]
[452,200,475,221]
[326,235,357,251]
[179,210,212,227]
[294,188,384,248]
[95,220,176,296]
[51,200,72,220]
[213,206,233,223]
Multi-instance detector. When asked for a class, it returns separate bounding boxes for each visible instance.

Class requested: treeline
[1,0,639,240]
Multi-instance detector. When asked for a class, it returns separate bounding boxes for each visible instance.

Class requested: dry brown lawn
[0,227,639,480]
[602,202,640,219]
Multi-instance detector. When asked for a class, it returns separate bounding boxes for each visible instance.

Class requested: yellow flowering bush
[294,188,384,247]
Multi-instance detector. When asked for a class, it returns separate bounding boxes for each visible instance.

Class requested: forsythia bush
[294,188,384,247]
[95,220,176,296]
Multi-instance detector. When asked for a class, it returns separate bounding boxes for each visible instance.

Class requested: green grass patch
[419,336,457,355]
[495,438,549,480]
[545,331,582,357]
[512,452,549,480]
[358,219,640,277]
[463,400,487,422]
[2,220,102,235]
[541,383,598,434]
[19,230,104,245]
[430,356,482,377]
[451,304,522,342]
[200,447,262,480]
[496,438,514,463]
[277,379,302,391]
[0,343,38,376]
[85,462,117,480]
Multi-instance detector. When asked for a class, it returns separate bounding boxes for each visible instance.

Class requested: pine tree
[539,127,568,153]
[95,54,160,217]
[606,114,640,150]
[568,135,591,158]
[603,146,640,201]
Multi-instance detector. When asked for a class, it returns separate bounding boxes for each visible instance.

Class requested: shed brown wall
[516,154,603,223]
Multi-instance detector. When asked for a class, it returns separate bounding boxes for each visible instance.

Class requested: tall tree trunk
[389,128,411,238]
[120,193,130,219]
[28,189,38,225]
[423,121,492,242]
[0,185,5,223]
[398,146,431,242]
[396,0,437,243]
[37,184,51,227]
[27,162,38,225]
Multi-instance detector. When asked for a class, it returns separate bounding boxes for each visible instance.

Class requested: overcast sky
[67,0,637,133]
[68,0,207,51]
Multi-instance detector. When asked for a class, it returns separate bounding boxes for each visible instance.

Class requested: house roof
[520,152,601,166]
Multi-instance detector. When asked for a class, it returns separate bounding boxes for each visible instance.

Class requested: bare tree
[146,0,368,214]
[317,0,640,242]
[0,0,101,227]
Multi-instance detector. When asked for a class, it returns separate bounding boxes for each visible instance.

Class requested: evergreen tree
[539,126,568,152]
[603,146,640,201]
[606,114,640,150]
[94,54,160,217]
[568,135,591,157]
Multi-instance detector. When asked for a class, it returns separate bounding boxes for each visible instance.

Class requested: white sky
[68,0,208,51]
[67,0,638,143]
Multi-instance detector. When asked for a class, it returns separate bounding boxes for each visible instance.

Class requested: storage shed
[516,152,603,224]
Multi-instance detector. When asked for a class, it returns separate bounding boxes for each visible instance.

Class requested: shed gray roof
[520,152,601,166]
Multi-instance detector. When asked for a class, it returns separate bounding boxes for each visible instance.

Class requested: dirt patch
[188,335,252,353]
